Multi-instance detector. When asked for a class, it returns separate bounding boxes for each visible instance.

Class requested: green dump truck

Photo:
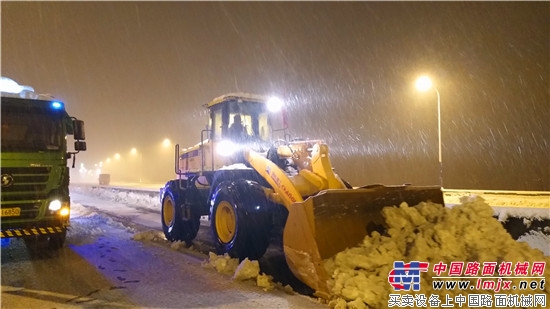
[1,77,86,249]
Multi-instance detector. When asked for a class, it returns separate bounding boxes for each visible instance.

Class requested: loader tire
[161,190,199,245]
[211,180,272,260]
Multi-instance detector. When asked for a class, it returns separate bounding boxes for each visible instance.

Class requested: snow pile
[132,231,190,252]
[256,273,276,291]
[233,258,260,281]
[71,201,97,217]
[324,197,550,309]
[202,252,277,291]
[72,184,160,212]
[203,252,240,275]
[68,202,132,243]
[132,230,167,242]
[444,191,550,221]
[518,231,550,256]
[169,240,188,251]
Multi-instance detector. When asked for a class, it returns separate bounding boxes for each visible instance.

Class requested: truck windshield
[1,107,64,152]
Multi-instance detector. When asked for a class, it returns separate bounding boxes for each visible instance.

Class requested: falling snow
[1,2,547,190]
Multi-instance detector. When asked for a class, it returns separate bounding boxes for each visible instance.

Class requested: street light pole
[416,76,443,188]
[435,87,442,188]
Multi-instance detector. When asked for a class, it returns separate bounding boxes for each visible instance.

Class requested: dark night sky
[1,2,549,190]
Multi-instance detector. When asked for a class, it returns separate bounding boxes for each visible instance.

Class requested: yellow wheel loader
[160,93,444,298]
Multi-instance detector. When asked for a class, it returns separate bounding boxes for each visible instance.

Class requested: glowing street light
[130,147,143,183]
[416,75,443,187]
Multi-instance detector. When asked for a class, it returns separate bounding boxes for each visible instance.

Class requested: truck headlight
[49,199,70,217]
[59,207,70,217]
[216,140,238,157]
[49,200,62,211]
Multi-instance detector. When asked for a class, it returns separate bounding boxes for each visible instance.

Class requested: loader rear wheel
[211,180,272,260]
[161,191,199,245]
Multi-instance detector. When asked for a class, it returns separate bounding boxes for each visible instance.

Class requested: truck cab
[1,77,86,249]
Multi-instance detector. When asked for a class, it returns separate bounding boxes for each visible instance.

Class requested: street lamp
[416,76,443,187]
[130,147,143,183]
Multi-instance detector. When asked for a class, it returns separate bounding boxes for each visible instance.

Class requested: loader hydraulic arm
[244,149,303,209]
[309,143,347,189]
[244,142,346,209]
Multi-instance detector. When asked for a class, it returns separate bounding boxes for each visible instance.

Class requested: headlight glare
[49,200,62,211]
[216,140,238,157]
[267,97,284,112]
[60,207,70,216]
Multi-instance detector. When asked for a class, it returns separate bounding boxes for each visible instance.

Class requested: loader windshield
[210,99,272,142]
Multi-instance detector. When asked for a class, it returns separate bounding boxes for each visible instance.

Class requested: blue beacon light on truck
[50,101,64,110]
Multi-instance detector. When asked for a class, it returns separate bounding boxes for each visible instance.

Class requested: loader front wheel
[211,181,271,260]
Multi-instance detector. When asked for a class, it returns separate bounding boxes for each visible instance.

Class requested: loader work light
[267,97,284,113]
[216,140,238,157]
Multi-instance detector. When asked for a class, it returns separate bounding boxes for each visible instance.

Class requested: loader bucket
[282,185,444,299]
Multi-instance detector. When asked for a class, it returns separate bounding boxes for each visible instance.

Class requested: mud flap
[282,185,444,299]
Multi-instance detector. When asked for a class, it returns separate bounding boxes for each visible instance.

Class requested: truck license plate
[1,207,21,217]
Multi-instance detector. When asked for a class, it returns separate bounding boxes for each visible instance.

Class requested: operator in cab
[228,114,247,141]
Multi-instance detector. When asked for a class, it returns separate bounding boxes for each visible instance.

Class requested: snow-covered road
[1,184,548,308]
[1,190,328,309]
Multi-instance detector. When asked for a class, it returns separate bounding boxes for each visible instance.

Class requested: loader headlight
[216,140,238,157]
[267,97,284,113]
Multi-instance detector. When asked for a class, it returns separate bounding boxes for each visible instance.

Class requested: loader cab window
[233,101,272,141]
[228,114,246,141]
[258,113,270,140]
[210,108,223,141]
[228,113,254,140]
[210,99,272,143]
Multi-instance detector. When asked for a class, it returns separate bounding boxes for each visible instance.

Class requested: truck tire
[48,230,67,249]
[211,180,272,260]
[24,230,65,251]
[161,190,200,245]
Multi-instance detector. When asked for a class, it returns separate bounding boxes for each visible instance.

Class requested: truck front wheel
[48,230,66,249]
[24,229,66,251]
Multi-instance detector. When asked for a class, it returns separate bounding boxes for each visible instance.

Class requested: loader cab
[207,94,284,144]
[176,93,285,175]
